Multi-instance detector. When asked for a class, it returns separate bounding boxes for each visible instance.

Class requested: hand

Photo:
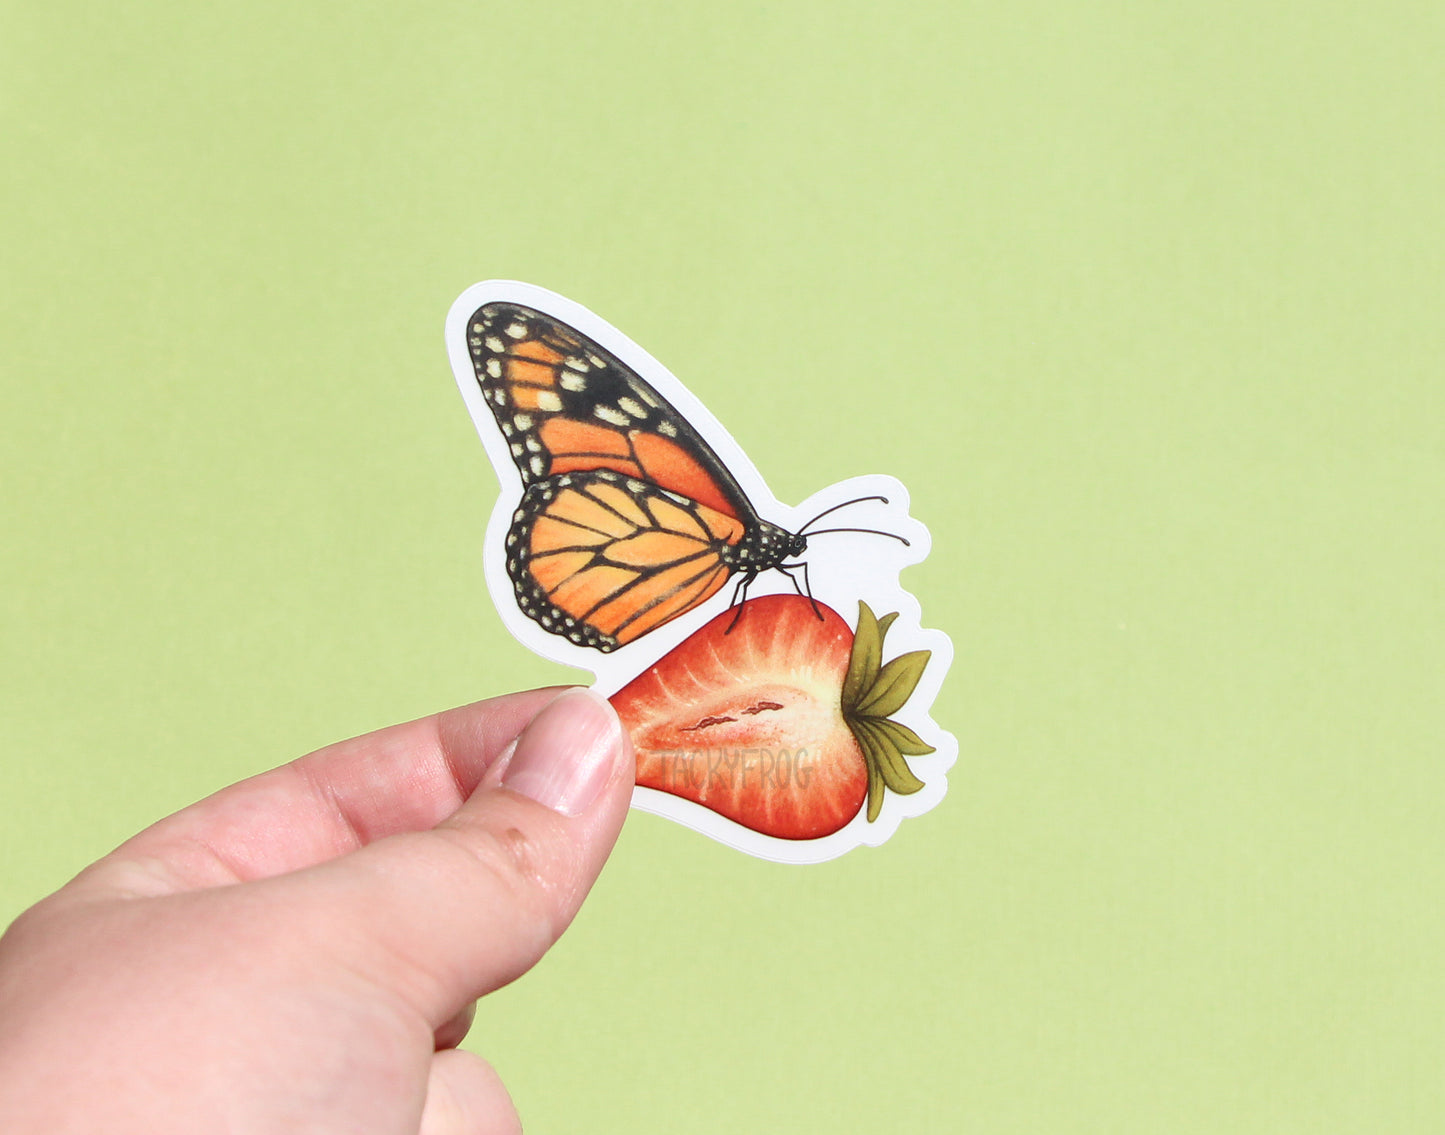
[0,687,632,1134]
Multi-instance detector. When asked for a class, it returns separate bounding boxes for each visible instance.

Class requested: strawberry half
[610,595,935,840]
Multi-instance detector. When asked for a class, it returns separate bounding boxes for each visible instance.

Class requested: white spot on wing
[535,390,563,412]
[485,336,505,352]
[505,322,527,339]
[514,414,533,430]
[560,372,586,392]
[485,358,502,378]
[658,420,677,437]
[594,405,630,427]
[618,396,646,419]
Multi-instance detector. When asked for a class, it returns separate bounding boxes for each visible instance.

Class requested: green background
[3,1,1442,1130]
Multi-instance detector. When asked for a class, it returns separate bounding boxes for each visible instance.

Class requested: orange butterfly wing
[511,470,743,651]
[465,303,798,652]
[466,304,754,519]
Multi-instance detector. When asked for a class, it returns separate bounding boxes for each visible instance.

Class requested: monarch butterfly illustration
[462,300,900,652]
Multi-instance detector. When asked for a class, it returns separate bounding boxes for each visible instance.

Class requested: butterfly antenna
[797,495,891,535]
[805,526,911,546]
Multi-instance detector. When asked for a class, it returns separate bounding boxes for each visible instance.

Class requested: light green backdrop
[3,2,1442,1130]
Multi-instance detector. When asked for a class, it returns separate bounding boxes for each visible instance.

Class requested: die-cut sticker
[446,280,955,863]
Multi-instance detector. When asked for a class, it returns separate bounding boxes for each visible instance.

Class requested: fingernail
[502,688,623,816]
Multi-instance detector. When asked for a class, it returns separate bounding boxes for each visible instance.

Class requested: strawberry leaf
[842,605,935,822]
[853,718,926,796]
[855,649,932,718]
[865,754,885,822]
[866,717,937,757]
[877,749,926,796]
[876,610,900,651]
[842,601,882,712]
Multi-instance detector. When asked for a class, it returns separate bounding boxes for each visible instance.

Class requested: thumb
[263,687,633,1024]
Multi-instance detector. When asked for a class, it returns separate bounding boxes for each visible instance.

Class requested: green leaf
[855,649,932,718]
[842,601,883,712]
[865,753,885,822]
[865,716,937,757]
[876,611,899,652]
[853,718,926,796]
[878,750,926,795]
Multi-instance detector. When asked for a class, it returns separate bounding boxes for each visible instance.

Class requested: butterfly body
[466,301,807,652]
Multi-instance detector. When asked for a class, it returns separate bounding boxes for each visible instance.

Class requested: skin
[0,686,633,1134]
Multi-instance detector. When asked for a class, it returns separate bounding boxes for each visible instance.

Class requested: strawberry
[610,595,935,840]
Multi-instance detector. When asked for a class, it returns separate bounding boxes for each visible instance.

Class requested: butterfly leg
[780,560,823,622]
[776,563,817,619]
[777,563,805,600]
[724,572,757,635]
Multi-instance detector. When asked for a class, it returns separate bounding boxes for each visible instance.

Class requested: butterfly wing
[509,469,744,652]
[464,301,796,650]
[464,302,758,522]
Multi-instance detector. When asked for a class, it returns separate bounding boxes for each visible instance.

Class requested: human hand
[0,687,632,1134]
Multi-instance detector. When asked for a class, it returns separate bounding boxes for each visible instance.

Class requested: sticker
[446,281,955,863]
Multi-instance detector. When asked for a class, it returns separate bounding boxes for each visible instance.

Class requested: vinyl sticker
[447,281,955,863]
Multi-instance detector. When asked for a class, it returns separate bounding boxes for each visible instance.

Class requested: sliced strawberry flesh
[612,596,868,840]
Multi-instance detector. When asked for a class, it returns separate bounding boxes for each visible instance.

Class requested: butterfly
[462,301,895,653]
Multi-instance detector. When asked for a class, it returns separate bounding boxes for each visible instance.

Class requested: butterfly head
[727,518,806,571]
